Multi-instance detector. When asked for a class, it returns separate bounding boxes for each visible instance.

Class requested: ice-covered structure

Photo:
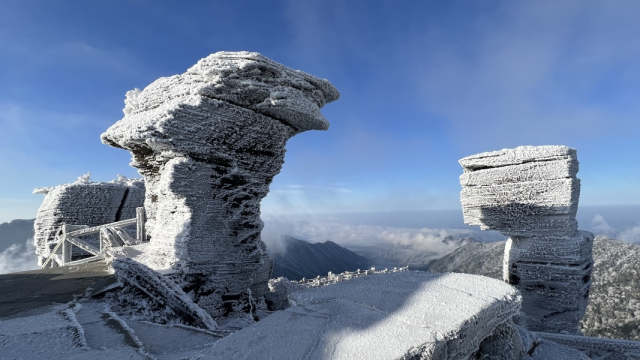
[32,174,144,265]
[459,146,594,334]
[100,51,339,322]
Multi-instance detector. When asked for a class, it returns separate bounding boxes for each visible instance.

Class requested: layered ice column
[458,146,594,334]
[101,51,339,321]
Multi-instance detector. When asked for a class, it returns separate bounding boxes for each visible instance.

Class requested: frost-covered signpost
[101,51,339,323]
[458,145,594,334]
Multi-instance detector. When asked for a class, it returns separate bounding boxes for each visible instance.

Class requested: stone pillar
[458,145,593,334]
[100,51,339,322]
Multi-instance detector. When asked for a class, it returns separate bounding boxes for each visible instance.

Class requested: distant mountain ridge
[0,219,35,252]
[427,236,640,341]
[269,236,370,281]
[351,235,478,271]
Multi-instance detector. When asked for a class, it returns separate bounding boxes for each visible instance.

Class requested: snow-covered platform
[201,271,527,359]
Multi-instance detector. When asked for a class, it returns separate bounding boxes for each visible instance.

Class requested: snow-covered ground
[0,299,222,359]
[0,271,601,360]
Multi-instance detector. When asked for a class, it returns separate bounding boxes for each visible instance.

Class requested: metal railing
[294,266,410,288]
[41,207,146,269]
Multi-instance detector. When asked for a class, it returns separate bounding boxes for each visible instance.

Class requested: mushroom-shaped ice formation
[100,51,339,321]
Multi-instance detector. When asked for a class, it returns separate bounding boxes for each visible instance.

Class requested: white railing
[295,266,410,288]
[41,207,146,269]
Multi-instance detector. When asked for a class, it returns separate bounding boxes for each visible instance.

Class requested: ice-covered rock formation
[100,51,339,322]
[200,271,590,360]
[33,174,145,265]
[459,146,593,334]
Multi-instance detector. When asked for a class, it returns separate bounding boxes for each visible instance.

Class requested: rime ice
[203,272,527,359]
[32,175,144,266]
[459,145,594,334]
[100,51,339,322]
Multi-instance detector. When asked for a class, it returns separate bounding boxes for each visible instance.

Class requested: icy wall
[459,146,594,334]
[100,51,339,321]
[32,174,145,265]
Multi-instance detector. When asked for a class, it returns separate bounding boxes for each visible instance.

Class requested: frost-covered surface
[534,331,640,359]
[459,145,593,334]
[100,51,339,322]
[504,231,594,334]
[202,271,527,359]
[111,257,218,330]
[0,298,222,359]
[0,273,602,360]
[264,277,304,311]
[249,241,273,301]
[428,237,640,342]
[32,175,144,265]
[581,237,640,341]
[459,146,580,237]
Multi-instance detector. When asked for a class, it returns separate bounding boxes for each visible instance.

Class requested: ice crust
[459,146,579,237]
[100,51,338,322]
[459,146,577,171]
[111,257,218,330]
[459,145,593,334]
[32,175,145,265]
[503,232,594,333]
[203,272,526,359]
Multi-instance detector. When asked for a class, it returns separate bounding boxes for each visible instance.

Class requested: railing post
[99,227,105,254]
[61,224,72,265]
[136,207,146,243]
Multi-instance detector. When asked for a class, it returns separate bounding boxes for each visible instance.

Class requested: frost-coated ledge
[458,145,580,237]
[201,271,525,360]
[459,146,577,171]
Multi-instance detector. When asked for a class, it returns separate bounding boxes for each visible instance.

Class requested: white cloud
[619,226,640,244]
[271,184,353,193]
[591,214,614,236]
[588,214,640,244]
[0,238,39,274]
[412,1,640,149]
[261,215,474,261]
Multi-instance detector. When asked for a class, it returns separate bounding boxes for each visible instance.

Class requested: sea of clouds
[0,238,38,274]
[262,215,476,255]
[0,206,638,275]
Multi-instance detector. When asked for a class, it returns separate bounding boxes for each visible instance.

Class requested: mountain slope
[0,219,35,252]
[427,241,505,279]
[427,236,640,341]
[351,236,478,271]
[269,236,370,281]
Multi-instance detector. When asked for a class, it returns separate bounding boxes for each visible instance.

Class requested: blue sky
[1,0,640,224]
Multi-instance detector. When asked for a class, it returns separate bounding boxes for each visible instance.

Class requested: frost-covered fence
[295,266,410,288]
[41,207,146,269]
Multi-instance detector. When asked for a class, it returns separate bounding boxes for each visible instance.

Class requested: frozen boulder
[263,277,304,311]
[32,174,145,265]
[459,146,593,334]
[459,146,579,237]
[100,51,339,323]
[200,271,526,359]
